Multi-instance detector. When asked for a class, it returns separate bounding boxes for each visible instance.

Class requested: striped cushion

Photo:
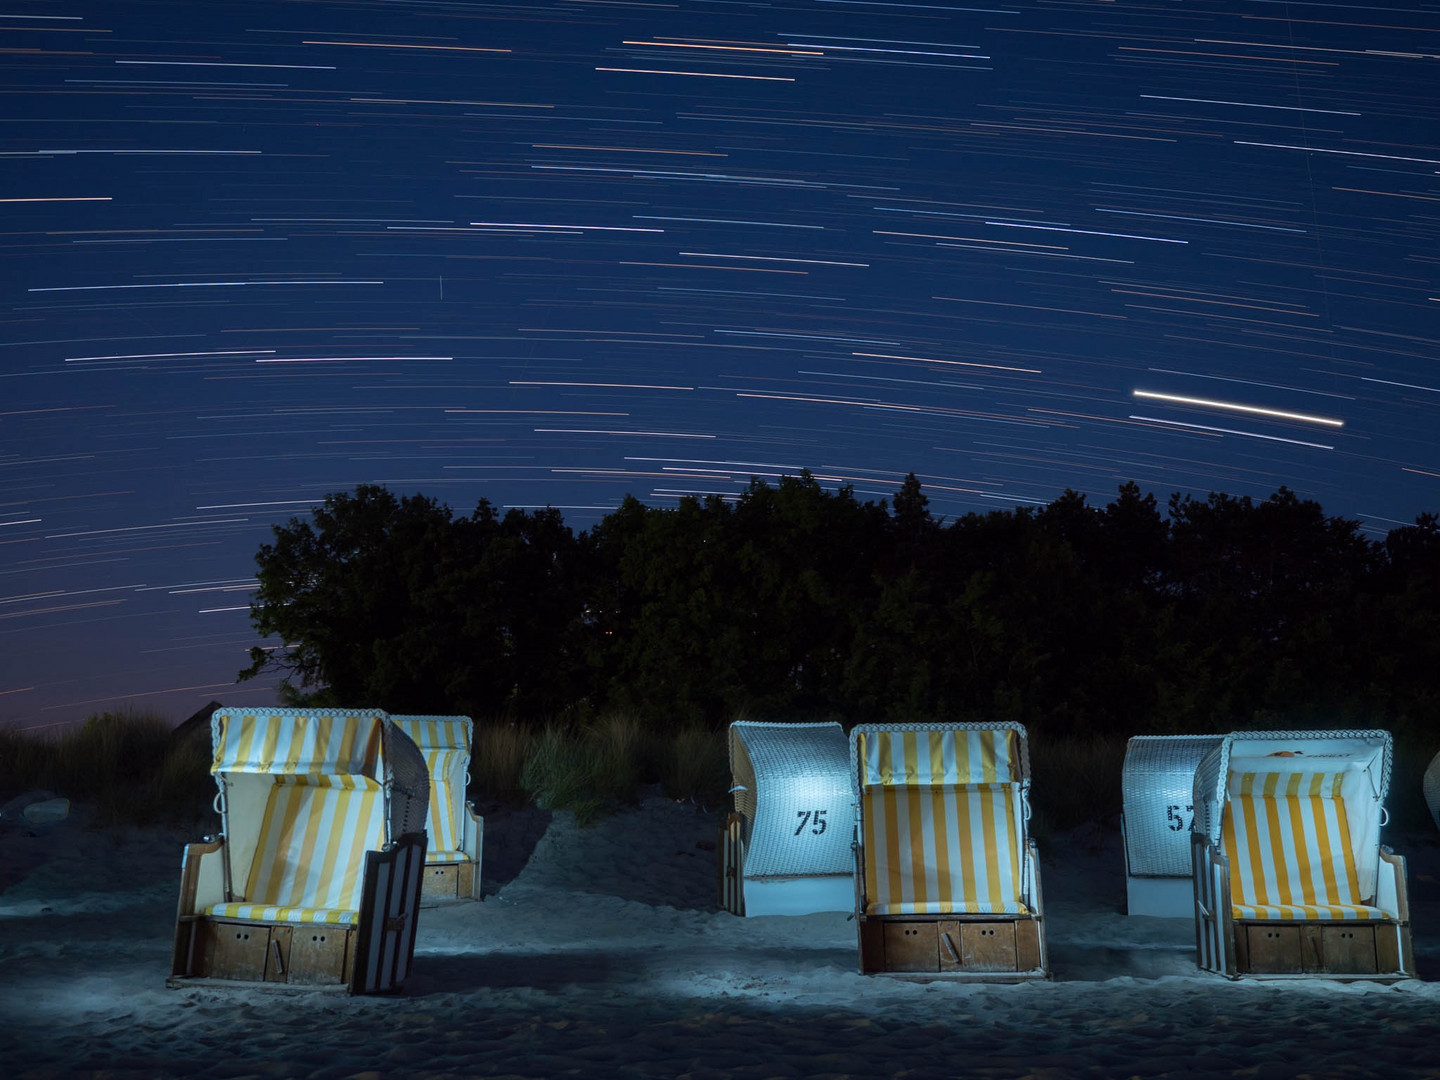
[205,774,385,925]
[858,729,1020,786]
[206,904,359,926]
[1233,903,1389,921]
[863,782,1027,915]
[1222,770,1389,921]
[425,849,470,864]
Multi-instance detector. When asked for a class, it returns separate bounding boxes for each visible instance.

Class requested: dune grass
[1021,729,1129,842]
[0,710,214,827]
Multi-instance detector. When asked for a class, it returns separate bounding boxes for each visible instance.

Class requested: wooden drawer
[288,927,352,985]
[1319,926,1377,975]
[1246,926,1302,973]
[196,921,271,981]
[957,922,1017,972]
[883,922,939,973]
[422,864,460,902]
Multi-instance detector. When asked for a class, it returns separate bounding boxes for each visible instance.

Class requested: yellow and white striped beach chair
[391,715,482,904]
[1192,730,1414,979]
[169,708,430,993]
[851,722,1047,979]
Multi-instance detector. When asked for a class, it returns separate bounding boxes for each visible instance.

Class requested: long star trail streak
[0,0,1437,725]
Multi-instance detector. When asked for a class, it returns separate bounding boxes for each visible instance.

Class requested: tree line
[240,476,1440,737]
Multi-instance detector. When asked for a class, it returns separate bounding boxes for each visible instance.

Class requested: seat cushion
[862,782,1028,915]
[205,903,358,926]
[1232,903,1390,921]
[424,849,471,864]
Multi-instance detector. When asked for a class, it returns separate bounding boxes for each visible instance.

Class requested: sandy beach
[4,797,1440,1079]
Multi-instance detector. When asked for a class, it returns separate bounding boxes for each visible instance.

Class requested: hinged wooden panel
[1247,926,1302,974]
[1321,926,1377,975]
[883,922,938,973]
[960,922,1017,971]
[198,922,269,981]
[858,919,885,974]
[421,864,459,902]
[1015,919,1042,972]
[1300,924,1323,973]
[265,926,291,983]
[289,927,351,985]
[457,861,476,901]
[1376,923,1402,975]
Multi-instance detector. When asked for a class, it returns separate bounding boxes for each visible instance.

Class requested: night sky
[3,0,1438,729]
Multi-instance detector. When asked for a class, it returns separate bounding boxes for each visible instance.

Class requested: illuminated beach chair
[1192,730,1414,979]
[1122,735,1223,917]
[169,708,430,993]
[391,715,483,904]
[719,720,853,917]
[851,722,1047,979]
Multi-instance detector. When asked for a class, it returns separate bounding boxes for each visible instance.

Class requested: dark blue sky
[3,0,1438,729]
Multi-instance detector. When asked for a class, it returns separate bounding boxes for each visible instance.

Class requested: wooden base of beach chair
[1231,920,1413,979]
[169,919,358,988]
[858,915,1047,980]
[420,860,477,905]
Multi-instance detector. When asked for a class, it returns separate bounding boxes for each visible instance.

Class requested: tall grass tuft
[1027,729,1128,839]
[658,723,728,809]
[470,721,533,803]
[0,710,214,827]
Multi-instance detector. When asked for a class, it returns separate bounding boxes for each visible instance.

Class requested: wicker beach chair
[850,722,1047,979]
[391,715,483,904]
[1192,730,1414,979]
[1423,750,1440,832]
[719,720,853,917]
[168,708,429,993]
[1122,735,1223,917]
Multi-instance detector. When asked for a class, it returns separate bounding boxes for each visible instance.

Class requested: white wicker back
[728,721,853,882]
[1424,751,1440,832]
[1122,735,1222,878]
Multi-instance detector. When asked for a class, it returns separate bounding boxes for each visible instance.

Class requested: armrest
[176,839,226,917]
[462,801,484,862]
[1192,833,1235,976]
[1025,838,1044,916]
[1378,846,1409,921]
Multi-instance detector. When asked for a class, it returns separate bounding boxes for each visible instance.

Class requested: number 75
[795,809,828,836]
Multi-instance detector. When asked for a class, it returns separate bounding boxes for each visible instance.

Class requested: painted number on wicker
[794,809,829,836]
[1166,804,1194,832]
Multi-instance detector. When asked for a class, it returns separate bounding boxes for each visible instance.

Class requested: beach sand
[3,797,1440,1079]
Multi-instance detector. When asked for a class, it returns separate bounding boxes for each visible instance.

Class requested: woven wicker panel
[729,721,852,880]
[1424,751,1440,832]
[383,720,432,844]
[1122,735,1222,877]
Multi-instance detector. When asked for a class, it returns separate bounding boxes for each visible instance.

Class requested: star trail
[2,0,1438,727]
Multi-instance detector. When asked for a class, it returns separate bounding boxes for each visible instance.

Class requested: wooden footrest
[860,917,1044,976]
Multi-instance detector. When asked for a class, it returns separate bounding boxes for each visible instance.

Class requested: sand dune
[3,798,1440,1078]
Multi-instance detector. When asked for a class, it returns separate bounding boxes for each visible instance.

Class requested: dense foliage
[241,477,1440,738]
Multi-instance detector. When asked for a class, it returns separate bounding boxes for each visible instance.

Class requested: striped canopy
[211,709,385,778]
[390,715,473,863]
[856,726,1024,787]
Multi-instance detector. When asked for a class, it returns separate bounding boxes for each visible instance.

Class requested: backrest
[728,721,852,880]
[1221,770,1362,909]
[390,715,472,855]
[244,774,387,913]
[852,723,1030,913]
[1122,735,1223,878]
[861,781,1023,911]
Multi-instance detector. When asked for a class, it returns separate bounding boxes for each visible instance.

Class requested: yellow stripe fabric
[1220,770,1375,921]
[860,783,1026,915]
[212,711,383,777]
[858,729,1019,787]
[241,775,386,918]
[205,903,359,926]
[391,715,473,864]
